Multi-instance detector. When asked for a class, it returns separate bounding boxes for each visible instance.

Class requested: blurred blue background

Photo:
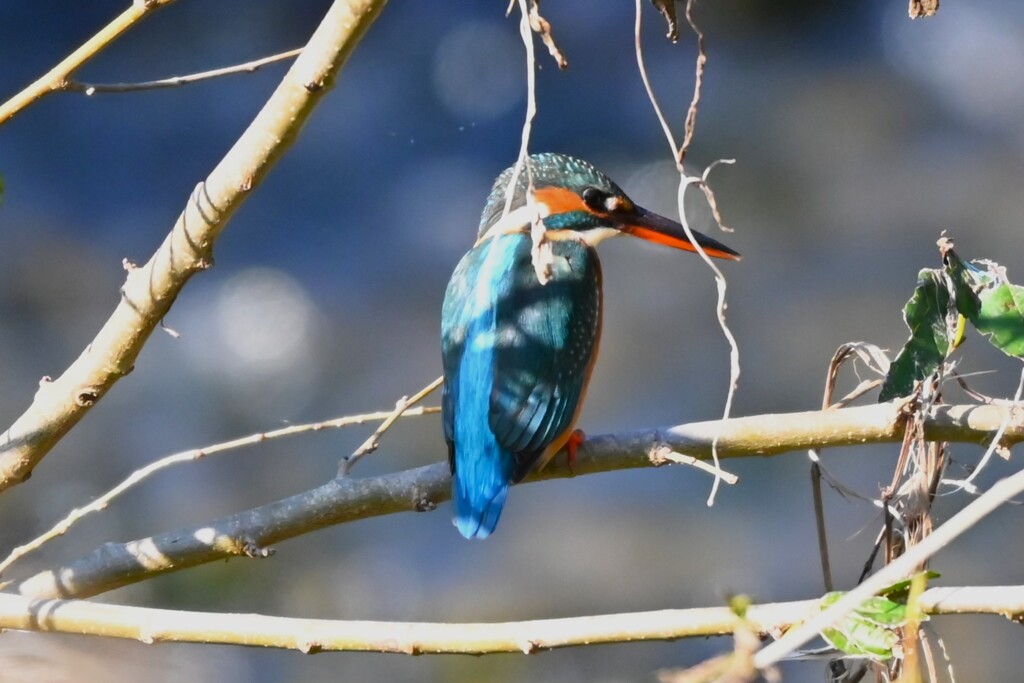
[2,0,1024,680]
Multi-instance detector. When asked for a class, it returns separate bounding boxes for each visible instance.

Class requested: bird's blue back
[442,232,601,539]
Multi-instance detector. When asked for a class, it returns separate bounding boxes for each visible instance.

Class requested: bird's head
[476,153,740,260]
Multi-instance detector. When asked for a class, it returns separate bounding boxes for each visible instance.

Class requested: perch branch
[0,0,179,125]
[0,405,438,577]
[0,585,1018,654]
[0,0,388,494]
[67,48,303,95]
[11,401,1024,600]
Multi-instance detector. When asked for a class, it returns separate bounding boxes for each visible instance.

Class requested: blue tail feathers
[452,419,514,539]
[453,474,508,539]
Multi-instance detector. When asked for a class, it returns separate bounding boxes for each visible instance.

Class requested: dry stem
[67,48,303,95]
[341,376,443,474]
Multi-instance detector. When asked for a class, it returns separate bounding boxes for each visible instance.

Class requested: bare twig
[0,405,438,577]
[677,0,706,166]
[634,0,680,156]
[12,402,1024,600]
[650,447,738,484]
[67,48,303,95]
[942,364,1024,494]
[507,0,554,285]
[525,0,567,69]
[0,0,179,125]
[634,0,741,507]
[341,376,443,475]
[810,461,833,592]
[809,342,892,592]
[0,0,388,494]
[0,586,1019,655]
[909,0,940,19]
[675,173,741,507]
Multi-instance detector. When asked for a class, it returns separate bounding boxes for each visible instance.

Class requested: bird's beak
[619,206,741,261]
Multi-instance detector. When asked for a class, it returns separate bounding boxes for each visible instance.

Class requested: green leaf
[879,269,954,401]
[878,571,941,600]
[945,248,1024,358]
[818,593,908,661]
[818,577,938,662]
[821,621,899,660]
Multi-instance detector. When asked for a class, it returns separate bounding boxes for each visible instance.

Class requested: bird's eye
[582,187,607,212]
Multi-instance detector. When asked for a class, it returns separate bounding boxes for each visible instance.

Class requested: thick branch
[0,585,1018,654]
[12,402,1023,600]
[0,1,178,125]
[0,0,387,493]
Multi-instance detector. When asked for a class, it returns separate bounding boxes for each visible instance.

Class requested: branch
[0,586,1017,654]
[0,0,388,494]
[66,48,303,95]
[12,402,1024,600]
[0,0,178,125]
[0,406,439,576]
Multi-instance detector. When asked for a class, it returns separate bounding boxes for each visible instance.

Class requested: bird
[441,153,740,539]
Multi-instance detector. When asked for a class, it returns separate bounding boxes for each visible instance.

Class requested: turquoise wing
[442,237,519,538]
[488,237,601,481]
[441,234,601,537]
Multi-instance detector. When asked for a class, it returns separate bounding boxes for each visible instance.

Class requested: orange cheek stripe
[534,186,589,216]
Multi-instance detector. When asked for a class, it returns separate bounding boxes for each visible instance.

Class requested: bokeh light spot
[432,21,523,121]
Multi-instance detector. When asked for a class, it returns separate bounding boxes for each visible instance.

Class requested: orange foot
[565,429,586,474]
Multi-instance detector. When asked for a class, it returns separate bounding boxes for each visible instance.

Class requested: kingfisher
[441,153,740,539]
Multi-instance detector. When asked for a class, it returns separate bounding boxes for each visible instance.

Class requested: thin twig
[832,379,882,408]
[650,447,738,484]
[341,376,443,475]
[919,628,939,683]
[509,0,554,285]
[634,0,680,157]
[0,405,439,577]
[0,0,178,125]
[810,462,832,592]
[634,0,741,507]
[13,402,1024,600]
[809,342,891,592]
[942,364,1024,493]
[0,586,1018,655]
[0,0,389,494]
[698,182,734,233]
[67,48,303,95]
[525,0,567,69]
[677,0,706,165]
[676,173,741,507]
